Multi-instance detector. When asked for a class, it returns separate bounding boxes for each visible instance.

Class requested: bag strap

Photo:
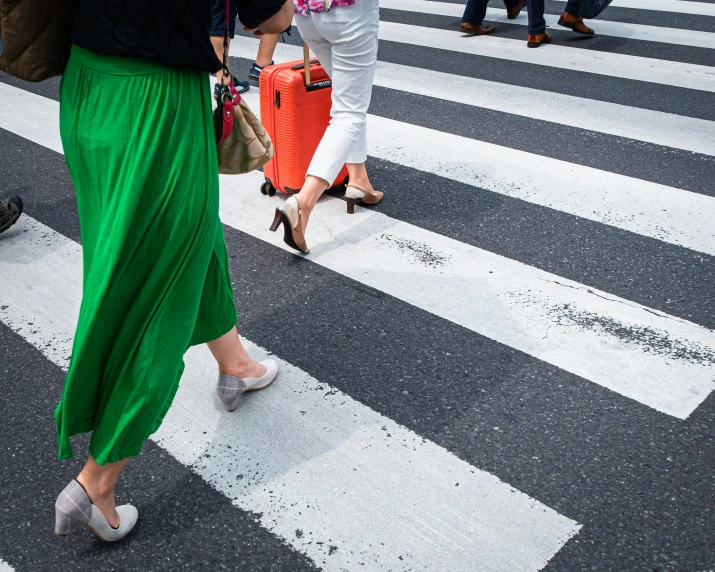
[216,0,240,105]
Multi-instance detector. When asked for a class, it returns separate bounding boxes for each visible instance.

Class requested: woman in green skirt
[52,0,294,542]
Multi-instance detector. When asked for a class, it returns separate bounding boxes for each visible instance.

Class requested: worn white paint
[553,0,715,17]
[0,560,15,572]
[378,21,715,93]
[0,217,580,571]
[229,37,715,157]
[380,0,715,50]
[363,115,715,257]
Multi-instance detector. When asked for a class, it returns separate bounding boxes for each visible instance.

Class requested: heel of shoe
[217,374,247,413]
[346,197,357,215]
[54,479,91,537]
[54,509,72,537]
[269,209,283,232]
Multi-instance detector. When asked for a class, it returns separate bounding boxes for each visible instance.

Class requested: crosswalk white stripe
[381,0,715,50]
[9,80,714,259]
[266,79,715,256]
[231,37,715,157]
[0,216,581,572]
[3,82,715,419]
[379,21,715,92]
[553,0,715,17]
[0,559,14,572]
[222,171,715,420]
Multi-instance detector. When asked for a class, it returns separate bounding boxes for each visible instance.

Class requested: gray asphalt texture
[1,3,714,571]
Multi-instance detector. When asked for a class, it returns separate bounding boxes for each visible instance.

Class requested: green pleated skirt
[55,45,238,465]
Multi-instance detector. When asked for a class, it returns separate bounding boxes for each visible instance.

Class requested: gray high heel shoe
[216,358,279,412]
[54,479,138,542]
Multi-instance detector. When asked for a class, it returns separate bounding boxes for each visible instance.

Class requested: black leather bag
[578,0,613,19]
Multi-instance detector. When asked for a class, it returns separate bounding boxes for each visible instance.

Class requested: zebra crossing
[0,0,713,570]
[382,0,715,48]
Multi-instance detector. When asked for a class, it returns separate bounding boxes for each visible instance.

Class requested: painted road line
[3,79,715,256]
[220,169,715,420]
[0,216,581,572]
[2,78,714,258]
[379,21,715,93]
[3,85,715,418]
[380,0,715,50]
[0,560,14,572]
[553,0,715,17]
[230,37,715,157]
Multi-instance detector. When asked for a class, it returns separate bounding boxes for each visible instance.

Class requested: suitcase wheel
[261,181,277,197]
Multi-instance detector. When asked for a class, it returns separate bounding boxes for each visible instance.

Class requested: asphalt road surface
[1,0,714,570]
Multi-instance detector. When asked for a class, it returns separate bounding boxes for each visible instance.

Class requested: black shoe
[248,61,273,87]
[0,195,23,233]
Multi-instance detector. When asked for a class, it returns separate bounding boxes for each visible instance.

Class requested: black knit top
[71,0,285,73]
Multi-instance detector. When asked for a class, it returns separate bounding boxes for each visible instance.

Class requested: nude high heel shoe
[344,183,383,214]
[269,195,310,254]
[216,359,279,412]
[54,479,138,542]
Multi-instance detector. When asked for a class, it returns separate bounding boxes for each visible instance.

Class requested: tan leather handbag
[213,0,273,175]
[215,82,274,175]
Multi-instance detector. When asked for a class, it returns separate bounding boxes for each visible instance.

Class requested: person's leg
[288,19,336,224]
[256,33,280,67]
[564,0,580,15]
[207,327,267,380]
[211,36,230,85]
[526,0,546,35]
[460,0,495,34]
[210,0,251,91]
[461,0,488,25]
[297,0,379,225]
[76,456,130,528]
[248,33,281,85]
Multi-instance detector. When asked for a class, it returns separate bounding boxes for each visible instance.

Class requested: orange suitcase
[259,45,348,197]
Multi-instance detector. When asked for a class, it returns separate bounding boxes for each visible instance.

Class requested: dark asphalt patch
[379,233,451,269]
[0,324,318,572]
[552,305,715,365]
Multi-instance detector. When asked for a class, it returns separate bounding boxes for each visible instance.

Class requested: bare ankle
[220,359,266,380]
[77,474,114,502]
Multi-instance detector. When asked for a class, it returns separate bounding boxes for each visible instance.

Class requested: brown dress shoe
[506,0,526,19]
[460,23,496,35]
[557,11,595,35]
[527,32,552,48]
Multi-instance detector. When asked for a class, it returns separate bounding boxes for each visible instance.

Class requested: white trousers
[295,0,379,184]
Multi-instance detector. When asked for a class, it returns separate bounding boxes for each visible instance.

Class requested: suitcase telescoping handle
[288,42,332,92]
[303,42,311,85]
